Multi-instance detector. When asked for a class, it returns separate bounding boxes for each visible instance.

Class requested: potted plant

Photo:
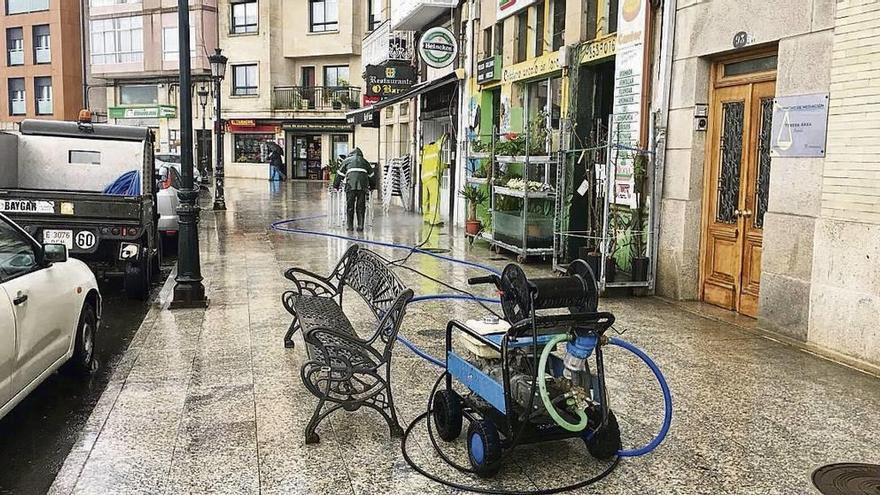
[630,152,650,281]
[460,185,488,235]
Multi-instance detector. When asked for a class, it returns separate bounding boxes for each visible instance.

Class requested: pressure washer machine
[431,260,623,478]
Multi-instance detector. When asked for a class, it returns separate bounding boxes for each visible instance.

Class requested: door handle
[13,292,28,306]
[741,209,753,218]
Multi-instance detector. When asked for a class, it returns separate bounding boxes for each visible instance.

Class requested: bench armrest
[364,289,414,358]
[284,268,339,299]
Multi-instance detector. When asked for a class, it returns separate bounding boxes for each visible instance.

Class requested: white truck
[0,119,160,299]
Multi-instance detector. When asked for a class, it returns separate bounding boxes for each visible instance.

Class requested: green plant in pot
[460,185,488,235]
[631,152,650,281]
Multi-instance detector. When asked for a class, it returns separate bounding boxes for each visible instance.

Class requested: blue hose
[103,170,141,196]
[411,294,500,304]
[608,337,673,457]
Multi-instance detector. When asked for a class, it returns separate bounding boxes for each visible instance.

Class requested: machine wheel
[124,255,150,301]
[66,303,97,375]
[584,409,622,460]
[432,389,463,441]
[467,419,502,478]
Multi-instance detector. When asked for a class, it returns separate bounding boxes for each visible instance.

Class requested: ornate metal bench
[281,245,414,444]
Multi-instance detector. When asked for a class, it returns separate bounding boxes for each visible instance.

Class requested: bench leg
[284,318,301,349]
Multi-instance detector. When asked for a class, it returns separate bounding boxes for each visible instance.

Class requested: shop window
[551,0,565,50]
[332,134,349,160]
[367,0,382,31]
[309,0,338,33]
[5,0,48,15]
[33,25,50,64]
[494,22,504,58]
[232,64,258,96]
[323,65,349,87]
[120,84,158,105]
[535,1,545,57]
[169,129,179,154]
[34,77,52,115]
[231,0,258,34]
[234,133,274,163]
[90,15,144,64]
[515,11,528,62]
[8,78,25,116]
[6,27,23,66]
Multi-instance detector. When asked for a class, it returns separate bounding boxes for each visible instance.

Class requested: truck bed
[0,187,144,223]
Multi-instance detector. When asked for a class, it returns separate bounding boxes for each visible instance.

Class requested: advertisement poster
[611,0,647,207]
[497,0,538,20]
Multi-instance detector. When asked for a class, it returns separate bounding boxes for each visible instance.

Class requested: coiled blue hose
[103,170,141,196]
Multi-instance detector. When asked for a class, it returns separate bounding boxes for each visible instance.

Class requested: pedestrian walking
[333,147,374,232]
[268,144,286,181]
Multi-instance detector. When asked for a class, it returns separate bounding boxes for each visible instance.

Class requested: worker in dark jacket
[333,148,374,232]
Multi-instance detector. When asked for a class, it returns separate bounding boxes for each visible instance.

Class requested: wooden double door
[701,70,776,317]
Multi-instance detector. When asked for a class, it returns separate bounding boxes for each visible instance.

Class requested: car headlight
[119,242,140,261]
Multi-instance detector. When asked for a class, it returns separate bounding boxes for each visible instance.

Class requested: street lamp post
[170,0,208,309]
[208,48,228,211]
[197,86,209,185]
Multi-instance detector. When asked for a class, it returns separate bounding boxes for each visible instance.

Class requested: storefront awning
[346,72,459,126]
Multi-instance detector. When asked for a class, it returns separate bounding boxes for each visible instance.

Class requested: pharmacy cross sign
[419,27,458,69]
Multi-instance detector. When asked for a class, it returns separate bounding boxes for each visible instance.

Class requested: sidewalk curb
[47,266,180,495]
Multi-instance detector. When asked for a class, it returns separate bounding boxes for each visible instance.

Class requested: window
[233,133,274,163]
[5,0,49,15]
[6,28,23,66]
[0,217,37,281]
[33,25,50,63]
[482,27,492,58]
[551,0,565,51]
[607,0,618,34]
[231,0,257,34]
[161,27,195,61]
[384,124,394,161]
[367,0,382,31]
[400,102,409,116]
[8,78,25,116]
[90,15,144,64]
[332,134,349,160]
[515,11,528,62]
[493,22,504,59]
[323,65,349,87]
[309,0,338,33]
[34,77,52,115]
[69,150,101,165]
[398,122,409,156]
[120,84,158,105]
[535,1,545,57]
[232,64,258,95]
[169,129,179,153]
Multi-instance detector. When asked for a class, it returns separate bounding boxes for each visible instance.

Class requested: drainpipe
[453,0,476,227]
[648,0,677,292]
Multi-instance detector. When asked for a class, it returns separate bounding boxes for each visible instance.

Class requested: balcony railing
[273,86,362,111]
[363,20,415,67]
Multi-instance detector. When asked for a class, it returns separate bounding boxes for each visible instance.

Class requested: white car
[155,154,203,236]
[0,213,101,421]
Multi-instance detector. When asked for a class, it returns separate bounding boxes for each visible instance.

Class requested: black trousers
[345,189,367,230]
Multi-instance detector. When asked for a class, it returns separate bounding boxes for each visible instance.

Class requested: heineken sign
[108,105,176,119]
[419,27,458,69]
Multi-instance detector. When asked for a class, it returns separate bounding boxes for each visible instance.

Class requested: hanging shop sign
[770,93,830,158]
[497,0,538,20]
[419,27,458,69]
[282,119,352,133]
[610,0,649,207]
[580,34,617,64]
[476,55,502,85]
[501,52,562,83]
[108,105,176,119]
[365,63,417,99]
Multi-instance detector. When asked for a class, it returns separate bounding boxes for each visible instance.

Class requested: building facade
[86,0,218,158]
[0,0,84,125]
[655,0,880,369]
[219,0,375,180]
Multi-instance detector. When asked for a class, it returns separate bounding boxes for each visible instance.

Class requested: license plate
[43,229,73,249]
